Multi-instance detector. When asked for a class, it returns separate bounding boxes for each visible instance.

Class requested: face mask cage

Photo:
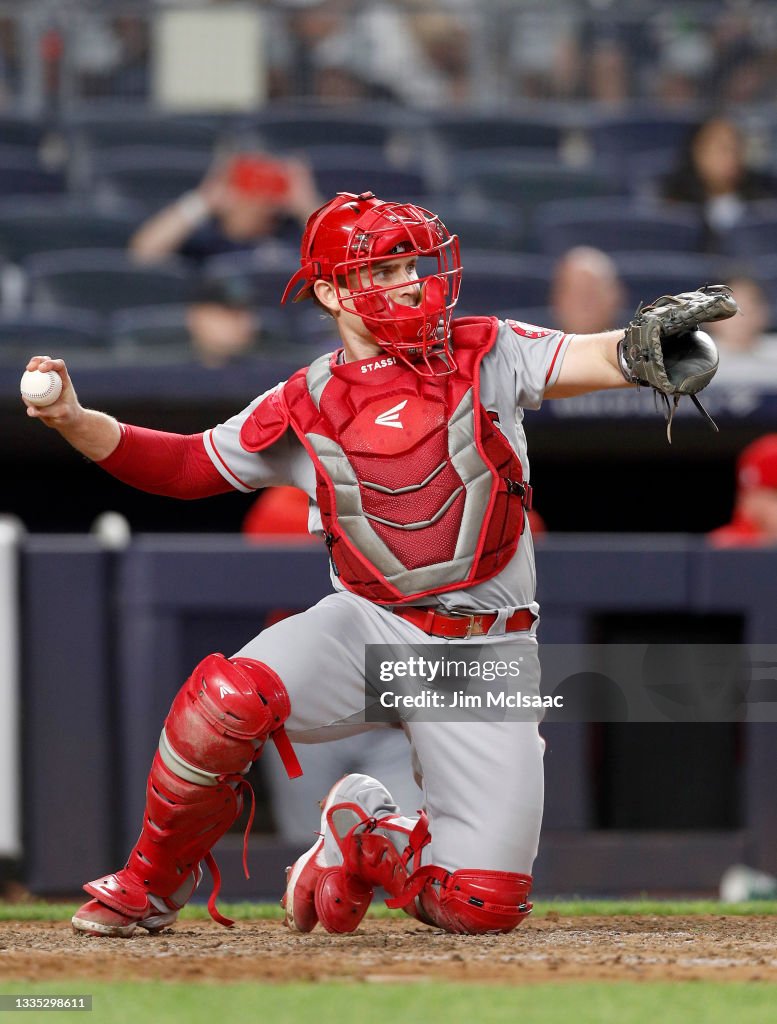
[331,204,462,376]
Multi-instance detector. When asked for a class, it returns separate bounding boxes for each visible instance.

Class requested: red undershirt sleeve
[97,423,235,499]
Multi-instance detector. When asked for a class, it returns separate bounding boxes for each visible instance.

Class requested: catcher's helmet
[281,191,462,374]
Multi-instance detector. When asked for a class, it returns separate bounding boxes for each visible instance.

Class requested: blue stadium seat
[0,117,51,149]
[425,196,524,253]
[0,199,141,262]
[748,254,777,313]
[64,111,225,153]
[456,251,554,314]
[265,302,339,350]
[25,249,194,315]
[0,146,66,196]
[304,146,430,200]
[0,310,106,365]
[534,199,704,257]
[719,202,777,259]
[90,147,212,207]
[109,305,192,362]
[433,113,565,153]
[454,154,625,247]
[611,251,730,311]
[242,104,401,151]
[588,110,699,164]
[204,247,308,307]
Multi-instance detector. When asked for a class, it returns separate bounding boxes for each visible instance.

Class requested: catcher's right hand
[617,284,738,441]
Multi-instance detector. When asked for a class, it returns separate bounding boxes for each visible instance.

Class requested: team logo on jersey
[375,400,407,429]
[506,320,553,339]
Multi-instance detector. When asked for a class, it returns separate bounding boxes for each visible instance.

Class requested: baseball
[20,368,63,408]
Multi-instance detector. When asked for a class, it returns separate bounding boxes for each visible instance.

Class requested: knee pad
[163,653,300,779]
[416,868,533,934]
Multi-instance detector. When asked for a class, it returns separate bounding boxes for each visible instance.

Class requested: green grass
[0,982,776,1024]
[3,898,777,921]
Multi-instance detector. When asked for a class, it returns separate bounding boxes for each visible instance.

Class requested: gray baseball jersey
[205,319,571,617]
[207,319,570,875]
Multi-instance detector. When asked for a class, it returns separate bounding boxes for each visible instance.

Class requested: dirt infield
[2,916,777,984]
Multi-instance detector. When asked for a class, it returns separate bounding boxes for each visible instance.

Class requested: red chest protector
[240,316,530,604]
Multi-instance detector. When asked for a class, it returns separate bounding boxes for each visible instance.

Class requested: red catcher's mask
[281,191,462,375]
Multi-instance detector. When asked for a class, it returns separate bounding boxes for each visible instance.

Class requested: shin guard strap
[204,852,234,928]
[271,726,303,779]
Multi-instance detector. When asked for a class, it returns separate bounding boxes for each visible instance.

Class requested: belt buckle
[464,614,488,639]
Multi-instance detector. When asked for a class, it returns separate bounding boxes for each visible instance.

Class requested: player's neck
[341,333,383,364]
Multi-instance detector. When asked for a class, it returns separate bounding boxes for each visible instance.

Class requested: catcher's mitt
[618,284,738,442]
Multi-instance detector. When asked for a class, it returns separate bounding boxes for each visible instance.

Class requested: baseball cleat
[282,774,350,933]
[71,898,178,938]
[283,772,400,933]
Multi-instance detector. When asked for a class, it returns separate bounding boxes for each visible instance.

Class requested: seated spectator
[186,277,260,368]
[660,116,777,251]
[550,247,627,335]
[708,435,777,547]
[706,273,777,383]
[130,153,321,266]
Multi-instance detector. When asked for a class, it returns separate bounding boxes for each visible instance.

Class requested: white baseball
[20,369,63,408]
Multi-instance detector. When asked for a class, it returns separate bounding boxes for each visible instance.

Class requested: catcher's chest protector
[242,317,527,604]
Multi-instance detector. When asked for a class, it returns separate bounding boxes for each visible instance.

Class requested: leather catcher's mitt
[618,284,738,441]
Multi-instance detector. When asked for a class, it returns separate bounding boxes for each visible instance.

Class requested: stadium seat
[611,251,730,311]
[64,111,225,153]
[454,154,625,245]
[304,146,430,201]
[425,196,524,253]
[264,302,339,350]
[0,310,106,365]
[109,305,193,362]
[432,113,566,153]
[0,117,52,149]
[89,147,213,208]
[456,251,554,314]
[0,146,67,196]
[534,199,705,257]
[0,199,141,262]
[588,110,699,164]
[24,249,194,315]
[242,104,401,151]
[203,247,305,307]
[719,202,777,259]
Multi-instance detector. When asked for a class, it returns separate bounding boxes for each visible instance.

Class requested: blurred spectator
[186,277,260,368]
[550,247,627,335]
[708,435,777,547]
[130,153,321,266]
[707,273,775,350]
[268,0,469,107]
[660,117,777,250]
[70,13,150,100]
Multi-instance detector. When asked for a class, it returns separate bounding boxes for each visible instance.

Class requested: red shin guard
[83,654,301,927]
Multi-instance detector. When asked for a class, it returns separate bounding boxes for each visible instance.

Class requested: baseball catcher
[23,190,736,938]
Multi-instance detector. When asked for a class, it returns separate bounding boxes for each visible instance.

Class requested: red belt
[392,606,535,639]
